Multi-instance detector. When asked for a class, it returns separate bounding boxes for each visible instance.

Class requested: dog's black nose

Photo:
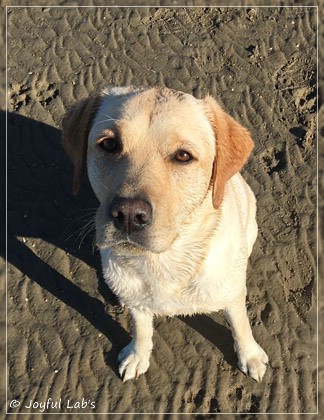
[109,197,152,233]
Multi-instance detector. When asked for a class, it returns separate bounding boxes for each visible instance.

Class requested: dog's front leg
[118,308,154,381]
[224,290,268,382]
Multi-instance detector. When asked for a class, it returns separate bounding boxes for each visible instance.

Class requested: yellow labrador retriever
[62,86,268,382]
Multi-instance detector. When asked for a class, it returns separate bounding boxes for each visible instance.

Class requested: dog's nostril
[134,212,149,226]
[111,209,121,218]
[111,210,125,222]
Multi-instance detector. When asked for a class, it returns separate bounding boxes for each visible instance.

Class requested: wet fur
[62,86,268,382]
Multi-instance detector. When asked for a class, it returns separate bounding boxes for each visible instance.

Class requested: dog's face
[87,87,216,253]
[62,86,254,254]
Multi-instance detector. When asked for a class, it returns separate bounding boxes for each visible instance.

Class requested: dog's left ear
[204,96,254,209]
[62,93,103,195]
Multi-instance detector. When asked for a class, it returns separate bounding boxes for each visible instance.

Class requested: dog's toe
[236,342,269,382]
[118,342,150,381]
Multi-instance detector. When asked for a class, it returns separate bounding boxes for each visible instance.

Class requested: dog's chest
[100,246,243,316]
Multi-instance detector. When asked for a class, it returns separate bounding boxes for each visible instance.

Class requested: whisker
[91,237,98,254]
[96,118,116,125]
[64,210,97,243]
[95,113,117,126]
[73,212,97,223]
[78,220,96,250]
[64,208,97,221]
[103,113,116,120]
[64,216,97,240]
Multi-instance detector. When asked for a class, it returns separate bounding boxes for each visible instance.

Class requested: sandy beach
[5,4,319,416]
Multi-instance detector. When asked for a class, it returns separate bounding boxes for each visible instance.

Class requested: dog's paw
[235,341,269,382]
[118,342,151,382]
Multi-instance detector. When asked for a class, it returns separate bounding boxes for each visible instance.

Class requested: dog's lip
[117,240,145,249]
[97,237,148,252]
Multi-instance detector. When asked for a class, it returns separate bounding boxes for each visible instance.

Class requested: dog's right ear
[62,93,103,195]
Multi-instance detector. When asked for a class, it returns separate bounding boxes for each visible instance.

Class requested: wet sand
[5,5,319,415]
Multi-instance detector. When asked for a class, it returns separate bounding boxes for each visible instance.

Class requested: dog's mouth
[115,240,147,253]
[97,235,149,254]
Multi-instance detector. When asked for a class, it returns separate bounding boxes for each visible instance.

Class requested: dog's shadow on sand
[4,110,237,376]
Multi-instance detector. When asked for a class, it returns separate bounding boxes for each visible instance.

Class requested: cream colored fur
[62,86,268,383]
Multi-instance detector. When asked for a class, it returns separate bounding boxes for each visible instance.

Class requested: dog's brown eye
[98,137,121,153]
[174,150,193,163]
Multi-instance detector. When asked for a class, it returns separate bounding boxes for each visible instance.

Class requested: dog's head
[62,86,254,253]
